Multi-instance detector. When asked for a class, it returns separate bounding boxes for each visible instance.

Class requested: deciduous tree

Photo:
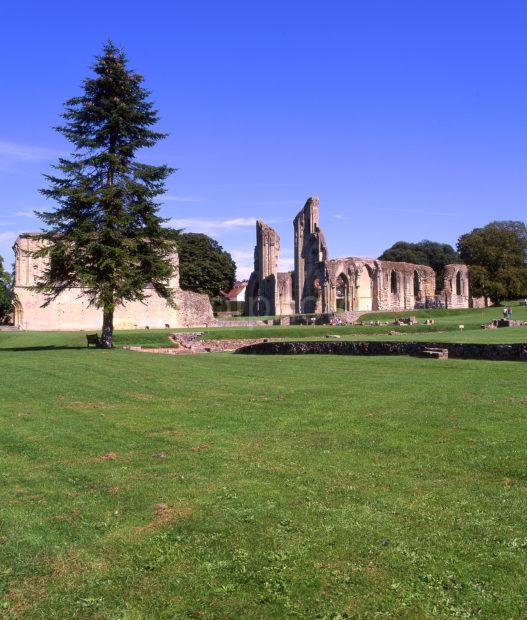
[457,221,527,304]
[175,232,235,299]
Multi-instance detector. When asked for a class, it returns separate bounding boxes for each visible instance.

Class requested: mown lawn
[1,332,527,618]
[2,306,526,351]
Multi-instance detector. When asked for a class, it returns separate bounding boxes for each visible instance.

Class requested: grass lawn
[3,306,526,351]
[1,332,527,618]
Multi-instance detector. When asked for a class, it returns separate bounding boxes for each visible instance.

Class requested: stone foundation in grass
[235,340,527,362]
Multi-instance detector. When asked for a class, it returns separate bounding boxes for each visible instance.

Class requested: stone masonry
[12,233,214,330]
[246,197,483,316]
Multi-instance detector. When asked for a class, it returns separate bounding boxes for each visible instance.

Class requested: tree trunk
[101,309,114,348]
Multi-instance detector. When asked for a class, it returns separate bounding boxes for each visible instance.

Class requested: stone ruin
[12,233,214,330]
[246,196,484,316]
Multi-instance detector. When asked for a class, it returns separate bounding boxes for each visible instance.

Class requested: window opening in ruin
[413,271,420,298]
[456,271,462,296]
[390,271,398,294]
[336,273,349,311]
[311,275,322,313]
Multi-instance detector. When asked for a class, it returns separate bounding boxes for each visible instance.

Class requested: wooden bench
[86,333,100,348]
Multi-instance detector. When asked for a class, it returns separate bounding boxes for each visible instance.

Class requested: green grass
[1,303,527,353]
[1,331,527,617]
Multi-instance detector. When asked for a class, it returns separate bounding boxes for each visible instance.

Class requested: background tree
[379,240,460,290]
[0,255,13,322]
[175,232,235,299]
[36,42,177,348]
[457,221,527,304]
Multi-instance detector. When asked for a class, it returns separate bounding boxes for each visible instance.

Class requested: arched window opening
[336,273,349,311]
[390,270,398,294]
[456,271,462,296]
[252,280,260,315]
[413,271,420,298]
[310,275,323,314]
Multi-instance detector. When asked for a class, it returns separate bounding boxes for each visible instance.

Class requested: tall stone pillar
[245,220,280,316]
[293,196,328,313]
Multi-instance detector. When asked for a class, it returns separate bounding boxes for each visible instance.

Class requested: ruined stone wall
[276,271,295,315]
[13,234,214,330]
[375,261,436,311]
[442,264,470,309]
[293,197,329,313]
[246,197,469,317]
[237,339,527,362]
[245,220,281,316]
[323,257,435,312]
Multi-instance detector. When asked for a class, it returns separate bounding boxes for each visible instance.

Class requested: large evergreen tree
[175,232,236,299]
[457,221,527,303]
[36,42,177,347]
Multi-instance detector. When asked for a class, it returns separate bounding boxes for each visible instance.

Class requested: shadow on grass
[0,346,99,352]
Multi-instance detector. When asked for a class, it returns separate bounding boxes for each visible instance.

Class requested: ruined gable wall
[293,197,330,313]
[276,272,295,315]
[13,234,213,330]
[376,260,436,311]
[244,220,281,316]
[442,264,470,309]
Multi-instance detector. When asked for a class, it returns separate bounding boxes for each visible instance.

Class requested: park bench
[86,333,100,348]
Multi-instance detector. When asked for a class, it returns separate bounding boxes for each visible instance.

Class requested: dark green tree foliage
[458,221,527,303]
[0,255,13,322]
[176,232,235,299]
[379,240,460,290]
[36,42,177,347]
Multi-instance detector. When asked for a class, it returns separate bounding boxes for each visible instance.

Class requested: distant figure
[508,306,513,319]
[503,307,508,319]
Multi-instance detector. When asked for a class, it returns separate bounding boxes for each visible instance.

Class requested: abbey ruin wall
[246,197,481,317]
[12,234,214,330]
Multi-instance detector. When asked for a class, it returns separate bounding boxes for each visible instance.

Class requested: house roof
[221,281,248,300]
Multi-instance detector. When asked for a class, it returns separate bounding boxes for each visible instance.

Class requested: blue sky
[1,1,527,277]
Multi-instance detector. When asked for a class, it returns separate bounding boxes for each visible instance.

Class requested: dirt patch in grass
[135,503,193,532]
[5,576,48,615]
[67,401,119,411]
[190,443,211,452]
[127,391,154,401]
[96,451,118,462]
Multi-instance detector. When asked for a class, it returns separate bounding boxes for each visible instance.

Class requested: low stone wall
[236,340,527,361]
[213,319,272,327]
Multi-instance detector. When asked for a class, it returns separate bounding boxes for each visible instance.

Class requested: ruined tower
[245,220,281,316]
[293,196,328,313]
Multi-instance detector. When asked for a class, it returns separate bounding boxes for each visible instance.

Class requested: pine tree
[36,41,177,347]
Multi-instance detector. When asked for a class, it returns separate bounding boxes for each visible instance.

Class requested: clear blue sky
[1,1,526,277]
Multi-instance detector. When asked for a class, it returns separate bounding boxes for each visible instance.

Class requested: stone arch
[456,270,462,296]
[304,265,327,314]
[336,272,350,311]
[357,265,373,311]
[244,277,260,316]
[13,296,23,329]
[309,273,323,314]
[390,270,398,294]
